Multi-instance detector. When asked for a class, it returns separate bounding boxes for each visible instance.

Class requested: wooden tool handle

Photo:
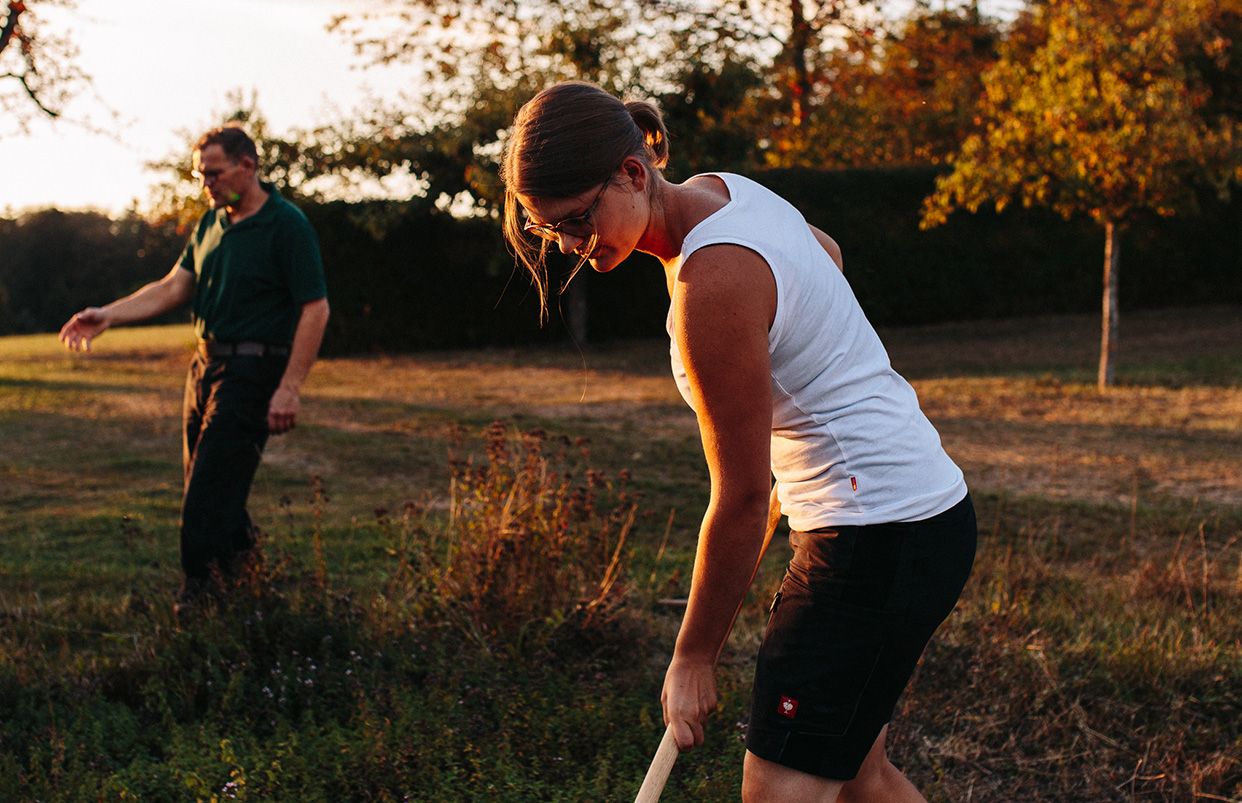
[634,724,680,803]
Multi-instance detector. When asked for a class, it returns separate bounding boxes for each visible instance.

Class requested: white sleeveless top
[667,173,967,528]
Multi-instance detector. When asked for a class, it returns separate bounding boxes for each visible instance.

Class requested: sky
[1,0,412,216]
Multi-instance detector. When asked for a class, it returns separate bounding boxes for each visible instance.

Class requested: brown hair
[500,81,670,317]
[194,123,259,166]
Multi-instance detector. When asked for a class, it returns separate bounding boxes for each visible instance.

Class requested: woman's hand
[661,654,719,751]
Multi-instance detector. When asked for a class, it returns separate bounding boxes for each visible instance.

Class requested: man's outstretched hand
[59,307,110,351]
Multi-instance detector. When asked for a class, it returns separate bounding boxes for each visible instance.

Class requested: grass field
[1,305,1240,802]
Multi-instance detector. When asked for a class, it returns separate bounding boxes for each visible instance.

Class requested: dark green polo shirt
[177,184,327,345]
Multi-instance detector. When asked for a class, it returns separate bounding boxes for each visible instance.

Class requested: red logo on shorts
[778,695,799,719]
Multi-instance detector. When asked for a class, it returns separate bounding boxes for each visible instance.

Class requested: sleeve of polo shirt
[280,212,328,304]
[176,228,198,274]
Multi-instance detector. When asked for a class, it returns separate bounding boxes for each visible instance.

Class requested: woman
[501,81,976,803]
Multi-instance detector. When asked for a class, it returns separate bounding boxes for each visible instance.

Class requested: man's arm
[59,266,196,351]
[266,297,330,435]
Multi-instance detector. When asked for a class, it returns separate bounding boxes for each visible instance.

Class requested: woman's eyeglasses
[522,180,609,242]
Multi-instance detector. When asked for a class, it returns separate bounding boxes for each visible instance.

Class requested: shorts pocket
[754,579,897,737]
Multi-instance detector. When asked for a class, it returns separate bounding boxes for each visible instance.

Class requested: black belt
[199,340,291,359]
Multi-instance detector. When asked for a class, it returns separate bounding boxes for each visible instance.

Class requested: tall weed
[381,421,644,659]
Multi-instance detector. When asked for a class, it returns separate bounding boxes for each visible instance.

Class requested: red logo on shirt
[778,695,799,719]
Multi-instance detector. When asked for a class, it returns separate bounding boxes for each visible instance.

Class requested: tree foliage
[921,0,1242,386]
[323,0,638,209]
[924,0,1241,226]
[0,0,88,133]
[132,0,1002,221]
[317,0,1027,201]
[798,1,1006,168]
[317,0,902,203]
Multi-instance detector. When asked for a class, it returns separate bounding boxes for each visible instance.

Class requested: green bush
[308,169,1242,350]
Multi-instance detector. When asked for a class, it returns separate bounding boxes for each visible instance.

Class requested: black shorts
[745,493,977,781]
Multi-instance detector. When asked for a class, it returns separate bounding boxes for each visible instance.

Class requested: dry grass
[14,306,1232,496]
[886,306,1242,509]
[923,378,1242,507]
[3,305,1238,558]
[3,305,1238,564]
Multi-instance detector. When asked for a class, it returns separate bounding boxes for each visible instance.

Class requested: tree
[322,0,776,207]
[655,55,771,177]
[802,0,1005,168]
[921,0,1242,388]
[696,0,879,158]
[1,0,89,133]
[322,0,909,198]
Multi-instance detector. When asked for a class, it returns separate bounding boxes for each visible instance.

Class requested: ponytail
[625,101,670,170]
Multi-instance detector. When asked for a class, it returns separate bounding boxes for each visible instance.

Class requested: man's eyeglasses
[522,179,609,242]
[191,163,239,185]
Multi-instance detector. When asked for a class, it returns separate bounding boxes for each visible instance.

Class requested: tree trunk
[1098,220,1120,390]
[785,0,812,128]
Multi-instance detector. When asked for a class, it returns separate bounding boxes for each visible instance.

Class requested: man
[59,124,330,603]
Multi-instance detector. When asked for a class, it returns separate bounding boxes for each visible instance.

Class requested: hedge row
[311,167,1241,354]
[5,168,1238,350]
[760,167,1242,325]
